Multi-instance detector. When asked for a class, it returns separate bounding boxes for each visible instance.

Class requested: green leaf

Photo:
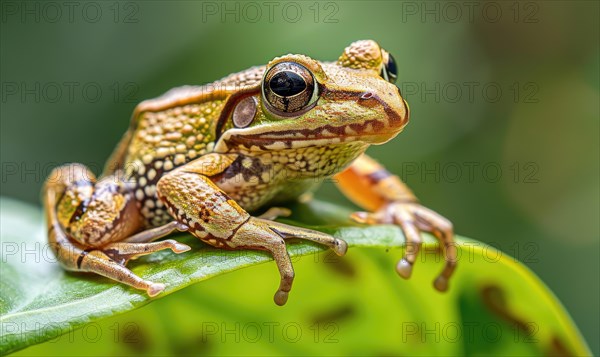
[0,197,591,356]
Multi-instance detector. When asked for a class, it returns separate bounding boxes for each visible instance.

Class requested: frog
[43,40,457,305]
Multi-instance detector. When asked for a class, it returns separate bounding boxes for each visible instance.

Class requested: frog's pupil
[269,71,306,97]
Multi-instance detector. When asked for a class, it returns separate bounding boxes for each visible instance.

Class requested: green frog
[44,40,456,305]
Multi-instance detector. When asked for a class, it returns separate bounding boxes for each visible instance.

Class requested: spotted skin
[44,40,457,304]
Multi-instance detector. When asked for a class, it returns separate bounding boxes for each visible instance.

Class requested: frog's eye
[380,52,398,84]
[262,62,319,116]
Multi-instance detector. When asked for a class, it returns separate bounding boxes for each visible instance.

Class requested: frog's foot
[48,230,171,297]
[351,202,457,291]
[74,238,191,297]
[256,207,292,221]
[228,217,347,306]
[78,249,167,297]
[48,221,190,297]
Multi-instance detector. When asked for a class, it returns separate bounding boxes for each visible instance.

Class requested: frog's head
[214,40,408,152]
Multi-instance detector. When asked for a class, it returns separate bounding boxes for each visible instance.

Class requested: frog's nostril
[360,92,373,100]
[357,92,380,108]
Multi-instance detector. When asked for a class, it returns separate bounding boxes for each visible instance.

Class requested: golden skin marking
[44,40,457,304]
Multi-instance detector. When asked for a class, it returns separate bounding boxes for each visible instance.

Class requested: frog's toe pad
[333,239,348,256]
[274,290,289,306]
[396,258,413,279]
[171,241,192,253]
[434,276,449,292]
[147,282,166,297]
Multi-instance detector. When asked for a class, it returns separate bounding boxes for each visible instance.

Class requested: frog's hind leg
[44,164,190,296]
[155,153,348,305]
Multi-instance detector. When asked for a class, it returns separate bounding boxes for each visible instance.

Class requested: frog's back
[104,65,266,175]
[102,66,265,226]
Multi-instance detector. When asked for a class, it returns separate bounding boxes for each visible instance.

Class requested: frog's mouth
[214,120,402,153]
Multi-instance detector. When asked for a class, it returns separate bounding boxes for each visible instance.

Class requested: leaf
[0,197,591,356]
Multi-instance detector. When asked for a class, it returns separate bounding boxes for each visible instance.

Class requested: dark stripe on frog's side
[244,119,384,139]
[219,155,271,184]
[366,170,392,184]
[225,216,251,241]
[67,179,94,224]
[76,248,94,269]
[224,119,384,151]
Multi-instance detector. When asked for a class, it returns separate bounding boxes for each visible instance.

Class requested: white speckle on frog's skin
[136,161,146,175]
[156,147,170,158]
[174,154,186,165]
[142,154,153,164]
[135,189,144,201]
[144,185,156,197]
[147,169,157,181]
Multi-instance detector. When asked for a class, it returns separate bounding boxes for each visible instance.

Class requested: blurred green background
[1,0,598,355]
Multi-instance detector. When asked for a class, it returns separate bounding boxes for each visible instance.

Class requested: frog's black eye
[262,62,319,116]
[380,52,398,84]
[270,71,306,97]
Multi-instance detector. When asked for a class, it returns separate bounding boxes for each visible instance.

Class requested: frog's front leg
[44,164,191,296]
[335,154,457,291]
[156,153,347,305]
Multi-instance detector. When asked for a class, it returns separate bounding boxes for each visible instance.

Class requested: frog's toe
[350,211,376,224]
[333,238,348,256]
[434,276,449,292]
[274,289,289,306]
[147,282,166,297]
[163,239,191,253]
[396,258,413,279]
